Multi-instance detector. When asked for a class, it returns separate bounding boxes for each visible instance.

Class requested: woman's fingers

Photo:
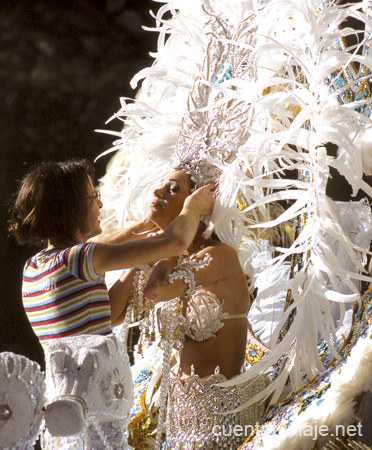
[188,182,217,216]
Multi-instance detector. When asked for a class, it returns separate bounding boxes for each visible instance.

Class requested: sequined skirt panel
[166,373,244,450]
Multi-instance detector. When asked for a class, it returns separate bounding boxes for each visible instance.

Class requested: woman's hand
[184,182,216,217]
[138,213,160,236]
[93,214,159,244]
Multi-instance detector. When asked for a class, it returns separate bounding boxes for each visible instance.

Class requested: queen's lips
[150,200,164,208]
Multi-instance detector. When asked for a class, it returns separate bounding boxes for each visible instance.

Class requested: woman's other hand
[184,183,216,217]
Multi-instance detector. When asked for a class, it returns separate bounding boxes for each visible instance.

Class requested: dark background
[0,0,159,367]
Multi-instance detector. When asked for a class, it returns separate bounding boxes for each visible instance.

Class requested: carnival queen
[112,161,255,450]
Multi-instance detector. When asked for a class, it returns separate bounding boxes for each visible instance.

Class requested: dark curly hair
[8,159,95,247]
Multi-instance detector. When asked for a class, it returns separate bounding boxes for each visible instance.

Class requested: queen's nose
[153,187,165,198]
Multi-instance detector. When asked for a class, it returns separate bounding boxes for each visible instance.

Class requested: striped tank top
[22,243,112,344]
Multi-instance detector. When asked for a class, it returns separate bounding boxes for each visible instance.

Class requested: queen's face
[149,170,193,230]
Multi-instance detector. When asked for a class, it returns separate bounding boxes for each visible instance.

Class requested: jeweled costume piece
[166,370,242,450]
[0,352,45,450]
[42,334,133,450]
[164,253,261,449]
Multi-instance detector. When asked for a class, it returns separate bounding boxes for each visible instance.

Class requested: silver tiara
[174,156,220,190]
[169,8,259,194]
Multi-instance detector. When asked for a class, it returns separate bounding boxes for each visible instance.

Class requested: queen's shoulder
[203,240,238,256]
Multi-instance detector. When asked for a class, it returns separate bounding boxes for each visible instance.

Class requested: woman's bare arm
[144,244,238,302]
[92,214,158,245]
[92,183,215,274]
[108,268,138,327]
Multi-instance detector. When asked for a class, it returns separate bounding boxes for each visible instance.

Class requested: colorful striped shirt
[22,243,112,344]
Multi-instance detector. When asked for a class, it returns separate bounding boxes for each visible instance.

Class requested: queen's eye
[169,183,179,193]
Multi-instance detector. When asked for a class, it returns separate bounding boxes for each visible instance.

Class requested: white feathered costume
[97,0,372,448]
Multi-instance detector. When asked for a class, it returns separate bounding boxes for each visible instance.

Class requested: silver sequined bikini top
[167,252,247,343]
[183,288,229,341]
